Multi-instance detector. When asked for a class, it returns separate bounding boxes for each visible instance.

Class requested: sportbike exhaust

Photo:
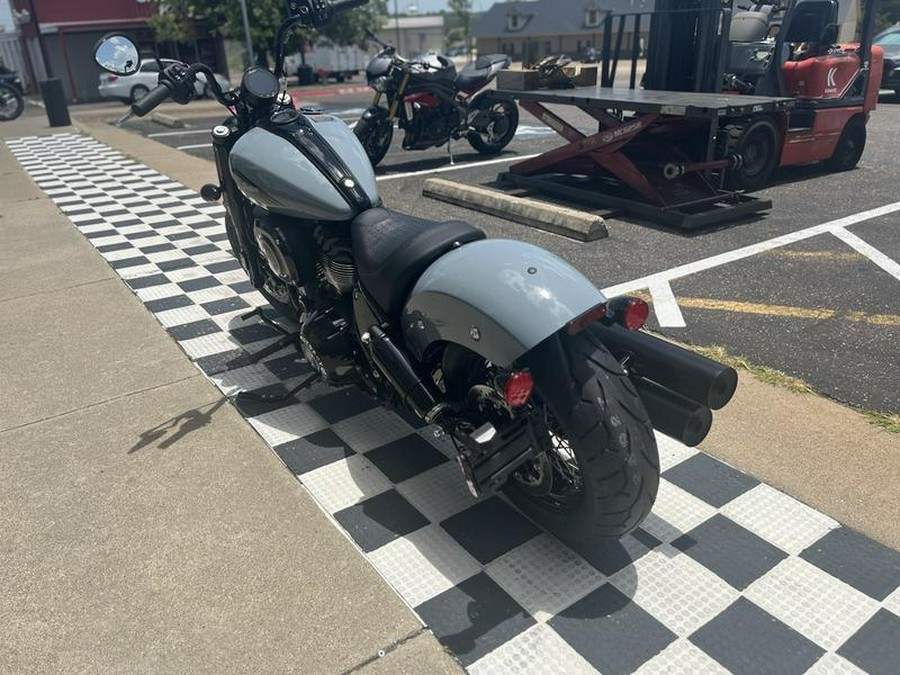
[592,323,738,410]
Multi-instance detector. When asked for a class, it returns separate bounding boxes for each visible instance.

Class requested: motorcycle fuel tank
[229,115,380,221]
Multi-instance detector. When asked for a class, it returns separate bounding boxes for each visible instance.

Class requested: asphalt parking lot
[118,90,900,413]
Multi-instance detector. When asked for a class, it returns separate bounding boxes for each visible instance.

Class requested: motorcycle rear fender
[402,239,605,368]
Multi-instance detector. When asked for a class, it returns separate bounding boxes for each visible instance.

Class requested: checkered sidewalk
[8,132,900,675]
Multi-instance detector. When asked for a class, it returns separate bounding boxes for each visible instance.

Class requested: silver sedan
[98,58,231,103]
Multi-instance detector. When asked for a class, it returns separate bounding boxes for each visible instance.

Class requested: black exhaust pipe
[633,376,713,447]
[593,323,737,410]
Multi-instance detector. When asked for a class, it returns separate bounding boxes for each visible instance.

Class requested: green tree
[447,0,472,51]
[150,0,387,66]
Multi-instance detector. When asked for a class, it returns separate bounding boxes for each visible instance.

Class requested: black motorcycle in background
[0,64,25,122]
[354,31,518,166]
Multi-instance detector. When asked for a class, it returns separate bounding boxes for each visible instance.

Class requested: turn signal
[609,296,649,331]
[504,371,534,408]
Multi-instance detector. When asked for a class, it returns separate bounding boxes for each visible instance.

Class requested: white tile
[186,285,245,304]
[721,484,839,554]
[154,305,211,328]
[179,332,242,359]
[468,624,598,675]
[632,638,730,675]
[134,283,185,302]
[332,407,414,453]
[396,461,482,524]
[246,402,328,446]
[487,534,604,622]
[116,263,161,279]
[367,525,481,607]
[163,266,212,283]
[641,479,717,543]
[610,544,739,637]
[744,556,880,651]
[655,432,699,472]
[208,362,282,396]
[301,454,392,513]
[883,585,900,617]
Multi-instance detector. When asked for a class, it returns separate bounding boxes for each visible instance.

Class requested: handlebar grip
[131,82,173,117]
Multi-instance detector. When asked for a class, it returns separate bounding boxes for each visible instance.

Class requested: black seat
[352,208,485,317]
[456,54,510,91]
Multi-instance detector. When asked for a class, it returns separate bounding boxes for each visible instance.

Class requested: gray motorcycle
[93,0,737,546]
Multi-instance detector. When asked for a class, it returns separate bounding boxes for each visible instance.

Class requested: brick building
[13,0,226,102]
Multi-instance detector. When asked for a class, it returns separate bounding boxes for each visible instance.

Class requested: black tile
[837,609,900,675]
[183,243,220,255]
[109,256,151,269]
[800,527,900,601]
[201,297,251,316]
[632,527,662,550]
[441,497,540,564]
[194,349,254,376]
[74,218,106,227]
[416,572,535,667]
[263,352,312,379]
[366,433,448,483]
[126,273,169,290]
[207,231,230,243]
[568,532,655,577]
[672,515,786,590]
[111,217,143,227]
[690,598,824,675]
[177,276,220,292]
[166,231,199,241]
[125,230,158,240]
[333,489,428,553]
[662,453,758,508]
[205,259,242,274]
[166,319,222,342]
[232,383,300,417]
[229,322,281,345]
[307,388,378,425]
[275,429,354,475]
[83,229,119,239]
[188,221,220,232]
[157,258,196,272]
[550,584,676,673]
[143,294,194,314]
[96,242,133,253]
[138,242,176,254]
[228,280,256,294]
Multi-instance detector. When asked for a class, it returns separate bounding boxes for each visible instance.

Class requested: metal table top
[495,86,796,118]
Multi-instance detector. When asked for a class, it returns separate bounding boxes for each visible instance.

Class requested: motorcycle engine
[299,308,357,383]
[403,102,457,150]
[314,224,355,294]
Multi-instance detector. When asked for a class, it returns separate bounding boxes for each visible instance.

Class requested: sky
[398,0,500,14]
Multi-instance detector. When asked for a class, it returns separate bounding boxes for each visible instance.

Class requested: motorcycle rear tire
[466,97,518,155]
[506,327,660,543]
[354,111,393,167]
[0,84,24,121]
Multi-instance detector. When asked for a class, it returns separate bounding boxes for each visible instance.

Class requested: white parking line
[176,143,213,150]
[149,129,211,138]
[377,153,540,182]
[648,281,686,327]
[603,200,900,326]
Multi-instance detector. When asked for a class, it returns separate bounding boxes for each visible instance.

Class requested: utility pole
[238,0,254,66]
[393,0,401,52]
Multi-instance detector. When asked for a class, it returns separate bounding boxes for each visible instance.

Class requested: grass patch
[864,412,900,434]
[688,344,814,395]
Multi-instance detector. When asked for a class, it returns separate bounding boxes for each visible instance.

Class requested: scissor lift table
[496,86,795,229]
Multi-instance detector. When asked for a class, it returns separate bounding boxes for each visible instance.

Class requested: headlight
[370,75,390,92]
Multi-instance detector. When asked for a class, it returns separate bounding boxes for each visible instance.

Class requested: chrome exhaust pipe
[593,323,737,410]
[633,376,713,447]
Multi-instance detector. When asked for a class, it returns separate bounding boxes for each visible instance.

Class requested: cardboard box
[496,68,542,91]
[563,64,598,86]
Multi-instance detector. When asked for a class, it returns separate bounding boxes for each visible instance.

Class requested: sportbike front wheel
[506,328,660,543]
[0,84,24,121]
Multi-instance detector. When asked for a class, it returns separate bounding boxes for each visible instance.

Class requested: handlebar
[276,0,370,77]
[131,81,173,116]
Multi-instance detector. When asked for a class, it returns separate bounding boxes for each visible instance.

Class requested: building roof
[382,14,444,31]
[473,0,656,38]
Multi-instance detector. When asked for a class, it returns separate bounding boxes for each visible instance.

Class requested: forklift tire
[722,118,779,192]
[824,116,866,173]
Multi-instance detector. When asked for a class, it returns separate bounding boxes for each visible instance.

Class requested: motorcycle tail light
[566,302,607,335]
[504,371,534,408]
[608,296,649,331]
[107,75,119,82]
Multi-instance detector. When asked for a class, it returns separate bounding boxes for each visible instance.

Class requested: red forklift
[493,0,884,227]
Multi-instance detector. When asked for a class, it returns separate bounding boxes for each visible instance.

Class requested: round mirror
[94,34,140,76]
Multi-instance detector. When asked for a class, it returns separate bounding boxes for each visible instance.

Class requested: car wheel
[130,84,150,103]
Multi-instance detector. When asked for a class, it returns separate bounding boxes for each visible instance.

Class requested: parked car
[874,26,900,96]
[98,58,230,103]
[283,43,366,85]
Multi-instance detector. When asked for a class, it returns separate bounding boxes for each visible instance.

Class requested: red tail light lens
[108,75,119,82]
[504,371,534,408]
[566,302,607,335]
[613,297,649,330]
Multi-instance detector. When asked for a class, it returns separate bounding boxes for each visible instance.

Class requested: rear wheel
[354,110,394,167]
[722,118,779,192]
[467,97,519,154]
[505,329,660,543]
[824,116,866,172]
[0,84,24,121]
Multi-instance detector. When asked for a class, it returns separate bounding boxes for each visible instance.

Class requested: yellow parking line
[767,250,866,262]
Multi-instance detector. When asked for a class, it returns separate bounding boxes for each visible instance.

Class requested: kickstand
[233,372,320,404]
[446,137,455,166]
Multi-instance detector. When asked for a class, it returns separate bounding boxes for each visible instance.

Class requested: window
[140,61,159,73]
[585,8,603,28]
[874,31,900,46]
[507,11,523,31]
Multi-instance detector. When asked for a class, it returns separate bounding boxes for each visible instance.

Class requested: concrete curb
[423,177,608,242]
[150,111,185,128]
